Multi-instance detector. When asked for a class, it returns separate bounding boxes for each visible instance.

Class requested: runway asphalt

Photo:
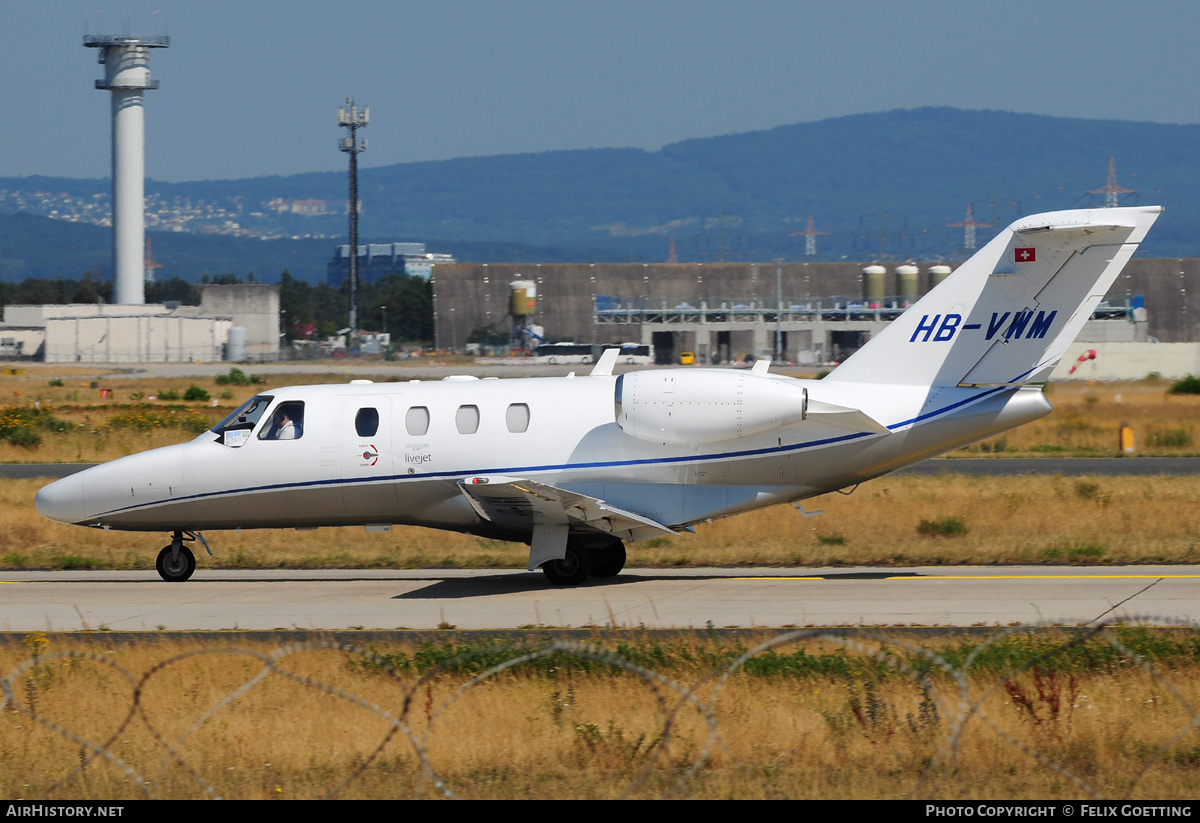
[8,455,1198,632]
[1,566,1197,631]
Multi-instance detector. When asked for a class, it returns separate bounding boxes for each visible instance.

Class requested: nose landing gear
[155,530,204,581]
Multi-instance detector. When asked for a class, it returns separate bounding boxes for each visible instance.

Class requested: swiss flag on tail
[1014,247,1036,263]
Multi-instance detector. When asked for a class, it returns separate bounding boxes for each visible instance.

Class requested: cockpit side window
[259,401,305,440]
[212,395,274,448]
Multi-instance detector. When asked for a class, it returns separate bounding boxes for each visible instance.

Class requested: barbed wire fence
[3,616,1199,800]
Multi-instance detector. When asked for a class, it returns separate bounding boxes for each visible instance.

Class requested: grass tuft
[1167,374,1200,395]
[916,517,968,538]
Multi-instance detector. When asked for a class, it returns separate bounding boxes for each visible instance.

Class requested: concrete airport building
[0,284,279,363]
[431,258,1200,368]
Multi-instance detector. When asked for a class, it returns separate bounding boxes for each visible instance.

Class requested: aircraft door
[341,398,398,512]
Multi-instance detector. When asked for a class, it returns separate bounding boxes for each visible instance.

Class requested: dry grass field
[963,380,1200,457]
[3,630,1199,800]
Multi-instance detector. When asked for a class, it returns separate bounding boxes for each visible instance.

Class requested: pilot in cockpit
[264,403,304,440]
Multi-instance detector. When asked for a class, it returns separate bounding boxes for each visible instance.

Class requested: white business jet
[36,206,1161,584]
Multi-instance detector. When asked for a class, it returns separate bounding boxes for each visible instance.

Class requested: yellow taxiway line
[735,574,1200,581]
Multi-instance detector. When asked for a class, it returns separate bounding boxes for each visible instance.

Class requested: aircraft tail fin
[824,206,1161,388]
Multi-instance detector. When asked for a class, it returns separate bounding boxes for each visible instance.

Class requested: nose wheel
[156,532,196,581]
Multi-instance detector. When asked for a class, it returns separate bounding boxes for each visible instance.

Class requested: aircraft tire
[540,543,592,586]
[590,540,626,578]
[156,544,196,582]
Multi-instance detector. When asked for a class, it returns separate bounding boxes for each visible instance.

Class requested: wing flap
[457,476,678,542]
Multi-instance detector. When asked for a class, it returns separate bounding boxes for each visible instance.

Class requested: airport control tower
[84,33,169,305]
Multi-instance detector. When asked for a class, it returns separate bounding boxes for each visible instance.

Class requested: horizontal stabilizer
[457,476,678,543]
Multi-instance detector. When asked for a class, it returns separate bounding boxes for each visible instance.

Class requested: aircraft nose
[35,472,87,525]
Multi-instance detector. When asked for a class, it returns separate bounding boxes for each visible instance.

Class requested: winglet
[590,348,620,376]
[750,359,770,376]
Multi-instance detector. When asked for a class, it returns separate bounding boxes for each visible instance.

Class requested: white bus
[533,342,652,366]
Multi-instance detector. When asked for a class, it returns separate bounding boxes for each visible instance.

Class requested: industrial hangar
[0,284,280,363]
[431,258,1200,365]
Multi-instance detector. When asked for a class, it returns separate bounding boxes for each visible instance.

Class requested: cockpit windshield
[210,395,274,447]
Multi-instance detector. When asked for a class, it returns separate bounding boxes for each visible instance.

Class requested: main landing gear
[155,530,203,582]
[540,537,626,586]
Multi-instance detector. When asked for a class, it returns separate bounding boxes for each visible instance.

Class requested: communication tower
[338,97,369,336]
[84,32,170,305]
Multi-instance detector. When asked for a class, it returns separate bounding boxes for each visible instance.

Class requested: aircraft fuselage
[35,372,1049,537]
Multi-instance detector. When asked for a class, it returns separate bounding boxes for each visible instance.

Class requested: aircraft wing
[457,476,678,543]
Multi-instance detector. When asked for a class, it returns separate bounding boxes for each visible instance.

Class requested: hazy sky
[4,0,1199,182]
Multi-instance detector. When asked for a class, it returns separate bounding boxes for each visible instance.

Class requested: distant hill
[0,213,599,285]
[3,107,1198,273]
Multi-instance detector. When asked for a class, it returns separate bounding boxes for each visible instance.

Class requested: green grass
[1167,374,1200,395]
[916,517,968,538]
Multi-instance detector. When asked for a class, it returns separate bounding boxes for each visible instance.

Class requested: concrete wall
[1051,342,1200,381]
[1115,259,1200,343]
[431,259,1200,349]
[191,284,280,361]
[3,287,280,362]
[432,261,887,349]
[44,315,231,364]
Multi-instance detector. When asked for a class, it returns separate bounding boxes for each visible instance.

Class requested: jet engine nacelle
[614,369,808,445]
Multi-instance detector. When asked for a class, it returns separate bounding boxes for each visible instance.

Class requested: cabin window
[259,401,305,440]
[211,395,274,448]
[455,404,480,434]
[356,407,380,437]
[405,406,430,436]
[505,403,530,433]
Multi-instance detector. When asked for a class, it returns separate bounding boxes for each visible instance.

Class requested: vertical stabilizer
[825,207,1161,388]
